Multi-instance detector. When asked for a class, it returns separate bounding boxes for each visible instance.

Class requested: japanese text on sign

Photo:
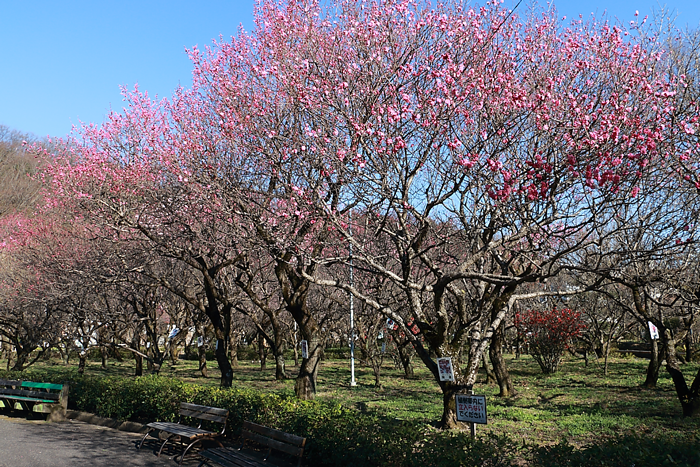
[455,394,487,424]
[437,357,455,382]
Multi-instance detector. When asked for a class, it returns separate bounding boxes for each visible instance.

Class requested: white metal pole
[349,226,356,387]
[470,389,476,438]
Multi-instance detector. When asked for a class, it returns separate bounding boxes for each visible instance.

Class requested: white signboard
[456,394,487,424]
[300,340,309,359]
[437,357,455,382]
[648,321,659,340]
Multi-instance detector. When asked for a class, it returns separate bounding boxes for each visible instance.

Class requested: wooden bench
[138,402,229,466]
[0,379,69,422]
[198,420,306,467]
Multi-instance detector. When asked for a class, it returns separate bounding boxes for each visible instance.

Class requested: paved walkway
[0,414,197,467]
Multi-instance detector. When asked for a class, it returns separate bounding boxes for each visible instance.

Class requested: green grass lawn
[3,351,699,448]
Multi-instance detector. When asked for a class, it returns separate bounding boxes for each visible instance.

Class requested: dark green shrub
[408,431,522,467]
[236,346,259,361]
[323,347,350,360]
[531,434,700,467]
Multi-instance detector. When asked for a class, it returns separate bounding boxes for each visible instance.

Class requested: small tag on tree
[437,357,455,382]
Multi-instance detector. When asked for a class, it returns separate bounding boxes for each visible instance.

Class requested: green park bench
[0,379,69,421]
[138,402,229,466]
[198,420,307,467]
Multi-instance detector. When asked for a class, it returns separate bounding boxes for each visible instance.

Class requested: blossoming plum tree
[204,0,691,426]
[231,0,686,426]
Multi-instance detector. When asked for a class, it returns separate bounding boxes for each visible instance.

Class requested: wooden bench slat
[226,451,270,467]
[242,421,306,447]
[0,388,60,401]
[21,382,63,391]
[200,448,265,467]
[200,449,246,466]
[179,407,229,417]
[0,395,57,403]
[241,429,305,458]
[147,421,216,440]
[0,380,21,387]
[180,409,228,424]
[180,402,229,417]
[157,426,208,437]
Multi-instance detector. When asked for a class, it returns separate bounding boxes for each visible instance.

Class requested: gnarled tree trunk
[490,320,516,397]
[665,329,700,417]
[643,338,661,388]
[482,352,497,385]
[397,340,415,379]
[294,333,322,399]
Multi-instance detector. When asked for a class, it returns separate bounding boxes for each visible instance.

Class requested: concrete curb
[65,410,148,433]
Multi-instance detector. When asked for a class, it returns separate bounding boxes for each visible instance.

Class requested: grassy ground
[3,351,699,447]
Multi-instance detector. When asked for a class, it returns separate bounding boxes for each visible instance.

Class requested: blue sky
[2,0,699,140]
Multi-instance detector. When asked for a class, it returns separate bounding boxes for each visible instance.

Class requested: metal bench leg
[176,438,224,467]
[177,439,201,466]
[137,428,155,450]
[263,447,272,462]
[157,434,176,457]
[178,438,223,466]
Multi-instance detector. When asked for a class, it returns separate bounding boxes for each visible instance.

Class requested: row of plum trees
[2,0,700,425]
